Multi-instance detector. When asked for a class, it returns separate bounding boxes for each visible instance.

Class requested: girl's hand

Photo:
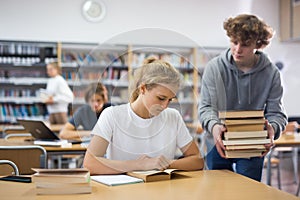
[137,155,171,171]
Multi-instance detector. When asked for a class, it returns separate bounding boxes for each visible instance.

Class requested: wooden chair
[0,159,19,176]
[0,145,47,175]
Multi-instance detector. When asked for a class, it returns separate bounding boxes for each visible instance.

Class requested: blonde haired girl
[83,58,203,174]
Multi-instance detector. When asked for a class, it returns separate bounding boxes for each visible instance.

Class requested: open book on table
[91,169,182,186]
[126,169,182,182]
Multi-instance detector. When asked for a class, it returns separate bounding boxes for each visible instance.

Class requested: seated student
[83,58,204,175]
[59,83,112,140]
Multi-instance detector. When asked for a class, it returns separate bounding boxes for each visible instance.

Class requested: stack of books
[219,110,270,158]
[32,168,91,195]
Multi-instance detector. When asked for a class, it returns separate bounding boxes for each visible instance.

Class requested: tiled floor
[261,151,300,197]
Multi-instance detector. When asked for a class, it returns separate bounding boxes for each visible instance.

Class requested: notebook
[17,119,81,146]
[91,175,143,186]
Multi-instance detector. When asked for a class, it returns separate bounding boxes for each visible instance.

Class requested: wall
[0,0,300,116]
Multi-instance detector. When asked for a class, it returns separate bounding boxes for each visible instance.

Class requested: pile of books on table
[32,168,91,195]
[219,110,270,158]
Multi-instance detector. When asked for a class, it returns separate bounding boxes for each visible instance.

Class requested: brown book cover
[225,149,264,158]
[225,123,265,132]
[35,182,90,188]
[222,138,271,146]
[219,110,264,119]
[32,168,91,184]
[224,130,268,140]
[126,169,181,182]
[36,185,91,195]
[225,144,266,151]
[221,118,265,125]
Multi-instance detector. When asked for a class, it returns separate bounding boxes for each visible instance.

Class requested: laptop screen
[17,119,60,141]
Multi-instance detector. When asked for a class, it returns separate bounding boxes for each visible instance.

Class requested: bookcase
[0,40,57,123]
[127,45,196,123]
[59,42,130,113]
[0,39,225,127]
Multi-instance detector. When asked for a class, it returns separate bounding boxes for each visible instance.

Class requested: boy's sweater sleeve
[198,62,223,135]
[265,71,287,140]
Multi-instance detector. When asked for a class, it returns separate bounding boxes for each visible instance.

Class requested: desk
[0,170,298,200]
[267,133,300,192]
[0,139,87,168]
[0,139,86,155]
[1,123,65,134]
[47,124,64,133]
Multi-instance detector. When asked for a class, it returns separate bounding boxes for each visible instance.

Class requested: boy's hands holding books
[212,124,227,158]
[137,155,171,171]
[262,120,275,157]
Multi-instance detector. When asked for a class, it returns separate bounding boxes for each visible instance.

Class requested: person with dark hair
[59,83,111,140]
[44,62,74,124]
[199,14,287,181]
[83,58,204,175]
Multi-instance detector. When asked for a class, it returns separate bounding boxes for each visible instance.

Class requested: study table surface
[0,138,86,156]
[267,133,300,182]
[267,133,300,191]
[274,133,300,147]
[0,170,298,200]
[1,123,64,133]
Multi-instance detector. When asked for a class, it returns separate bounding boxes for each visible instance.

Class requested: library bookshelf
[0,40,225,128]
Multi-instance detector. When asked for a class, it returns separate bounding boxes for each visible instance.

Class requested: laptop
[17,119,81,146]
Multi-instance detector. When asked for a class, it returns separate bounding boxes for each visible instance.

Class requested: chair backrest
[0,145,47,175]
[3,127,28,135]
[4,133,34,142]
[0,159,19,176]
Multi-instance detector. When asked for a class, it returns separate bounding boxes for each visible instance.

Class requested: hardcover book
[225,123,265,132]
[126,169,182,182]
[32,168,91,195]
[219,110,264,119]
[224,130,268,140]
[225,150,263,158]
[222,138,271,146]
[225,144,266,151]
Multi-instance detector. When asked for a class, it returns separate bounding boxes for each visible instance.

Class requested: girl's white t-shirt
[91,103,193,160]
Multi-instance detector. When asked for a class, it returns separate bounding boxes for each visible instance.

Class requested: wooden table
[0,139,86,154]
[47,124,65,133]
[0,138,87,169]
[0,170,298,200]
[1,123,65,134]
[267,133,300,194]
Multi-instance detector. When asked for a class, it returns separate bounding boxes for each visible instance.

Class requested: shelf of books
[128,45,196,123]
[0,40,57,123]
[0,39,226,126]
[59,42,130,109]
